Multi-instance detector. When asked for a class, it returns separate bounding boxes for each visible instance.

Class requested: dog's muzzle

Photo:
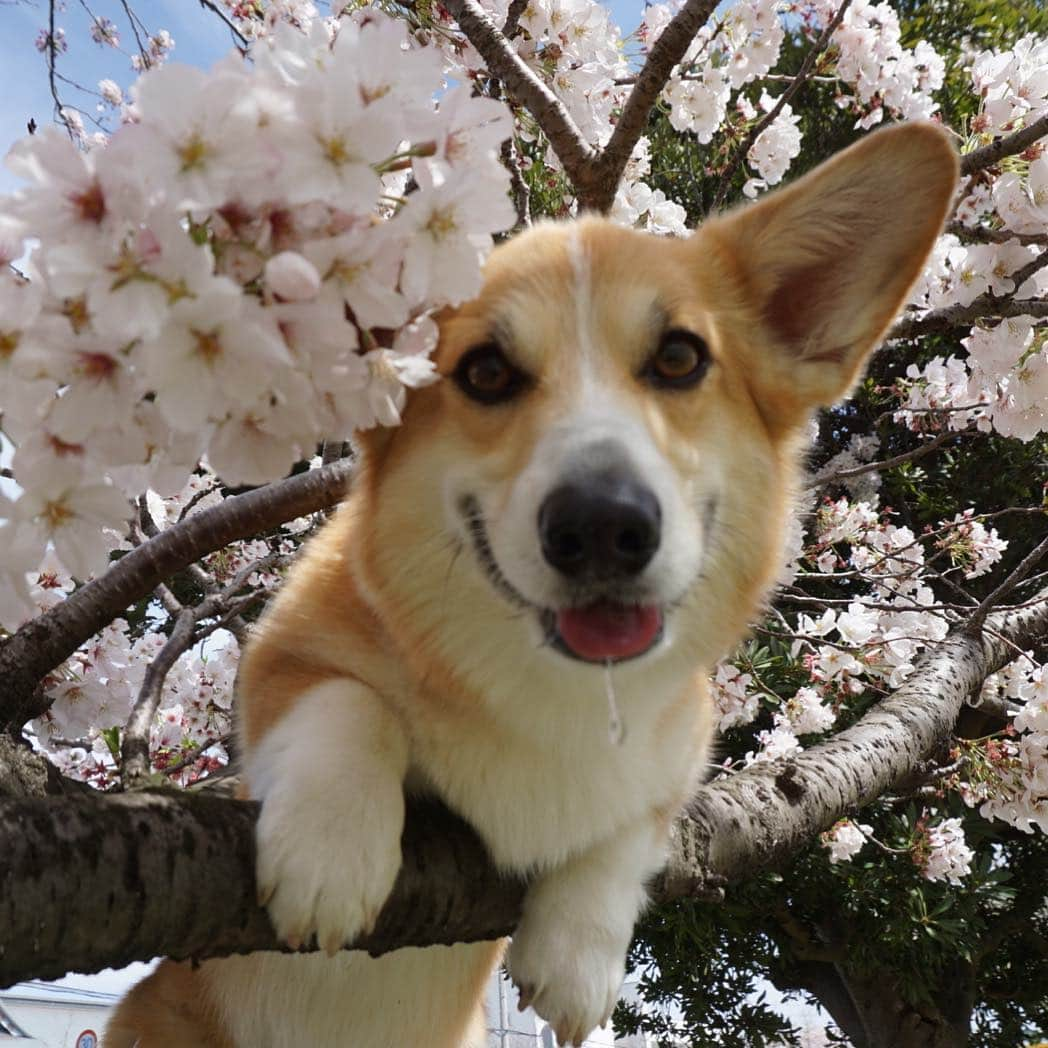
[537,468,664,663]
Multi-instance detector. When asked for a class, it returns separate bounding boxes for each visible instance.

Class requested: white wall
[0,994,109,1048]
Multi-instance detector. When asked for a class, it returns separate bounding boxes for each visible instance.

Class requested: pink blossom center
[69,180,107,224]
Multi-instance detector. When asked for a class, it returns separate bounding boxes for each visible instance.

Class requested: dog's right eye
[453,345,529,404]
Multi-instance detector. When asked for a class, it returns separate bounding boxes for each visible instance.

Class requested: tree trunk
[843,965,972,1048]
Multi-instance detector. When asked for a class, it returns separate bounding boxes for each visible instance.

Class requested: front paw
[507,915,625,1046]
[255,787,402,956]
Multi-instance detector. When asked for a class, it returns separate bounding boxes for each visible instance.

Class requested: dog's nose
[538,473,661,578]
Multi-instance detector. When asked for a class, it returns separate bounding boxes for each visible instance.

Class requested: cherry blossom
[823,819,872,863]
[0,7,515,593]
[919,817,974,885]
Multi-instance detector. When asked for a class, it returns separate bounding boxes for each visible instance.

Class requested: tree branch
[448,0,720,210]
[889,297,1048,341]
[960,114,1048,176]
[945,222,1048,247]
[121,608,197,785]
[662,589,1048,893]
[121,550,288,783]
[443,0,597,186]
[501,0,528,38]
[2,589,1045,989]
[0,791,525,987]
[969,533,1048,631]
[710,0,852,212]
[195,0,250,49]
[808,427,967,488]
[588,0,720,211]
[0,461,353,729]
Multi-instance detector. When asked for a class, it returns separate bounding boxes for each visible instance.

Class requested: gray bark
[0,790,524,987]
[663,597,1048,894]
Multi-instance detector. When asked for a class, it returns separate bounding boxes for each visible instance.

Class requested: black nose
[538,472,661,578]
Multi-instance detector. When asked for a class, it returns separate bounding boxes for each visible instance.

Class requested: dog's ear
[698,122,957,415]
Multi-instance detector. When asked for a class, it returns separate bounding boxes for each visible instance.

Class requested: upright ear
[698,122,958,414]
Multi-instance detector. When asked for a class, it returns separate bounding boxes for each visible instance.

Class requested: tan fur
[109,123,957,1048]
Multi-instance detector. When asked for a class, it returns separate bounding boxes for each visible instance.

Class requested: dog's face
[355,124,957,698]
[417,221,776,670]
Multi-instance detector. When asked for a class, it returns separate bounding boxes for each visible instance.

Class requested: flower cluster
[934,510,1009,580]
[896,317,1048,441]
[896,31,1048,445]
[822,819,871,863]
[961,658,1048,835]
[35,618,239,789]
[741,91,802,198]
[711,661,761,731]
[0,9,515,623]
[729,486,1014,767]
[804,0,944,127]
[971,33,1048,135]
[917,816,975,885]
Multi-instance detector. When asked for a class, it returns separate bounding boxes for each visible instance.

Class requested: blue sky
[0,0,239,195]
[0,0,648,198]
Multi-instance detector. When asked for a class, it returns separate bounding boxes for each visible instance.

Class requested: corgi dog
[107,123,957,1048]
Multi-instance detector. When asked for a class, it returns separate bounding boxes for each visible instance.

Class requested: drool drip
[603,659,626,746]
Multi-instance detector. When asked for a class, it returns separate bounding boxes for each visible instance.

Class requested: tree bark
[772,958,870,1048]
[772,908,976,1047]
[843,965,972,1048]
[0,791,525,987]
[0,591,1045,990]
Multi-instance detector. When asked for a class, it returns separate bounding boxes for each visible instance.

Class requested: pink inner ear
[764,261,850,365]
[764,262,824,347]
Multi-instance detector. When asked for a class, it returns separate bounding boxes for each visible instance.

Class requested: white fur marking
[248,680,407,955]
[567,227,596,372]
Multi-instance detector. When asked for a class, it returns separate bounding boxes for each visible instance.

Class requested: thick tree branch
[662,589,1048,892]
[589,0,720,211]
[960,114,1048,176]
[443,0,597,185]
[771,957,869,1048]
[1,590,1045,989]
[889,296,1048,341]
[0,791,525,987]
[0,461,353,729]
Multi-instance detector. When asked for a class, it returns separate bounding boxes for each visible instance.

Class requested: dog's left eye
[453,344,529,404]
[644,330,711,389]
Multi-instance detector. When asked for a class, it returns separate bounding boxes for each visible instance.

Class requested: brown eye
[644,329,711,389]
[453,344,529,404]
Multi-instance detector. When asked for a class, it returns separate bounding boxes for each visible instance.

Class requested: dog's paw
[507,914,625,1046]
[255,786,402,955]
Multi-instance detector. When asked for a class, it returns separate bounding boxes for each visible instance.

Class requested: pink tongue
[556,602,662,661]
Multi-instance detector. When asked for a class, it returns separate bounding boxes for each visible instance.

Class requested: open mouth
[459,495,665,665]
[543,602,664,664]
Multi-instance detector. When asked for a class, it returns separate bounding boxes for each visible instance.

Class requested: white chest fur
[409,662,707,872]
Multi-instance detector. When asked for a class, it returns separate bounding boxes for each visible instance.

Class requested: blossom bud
[98,79,123,107]
[264,251,321,302]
